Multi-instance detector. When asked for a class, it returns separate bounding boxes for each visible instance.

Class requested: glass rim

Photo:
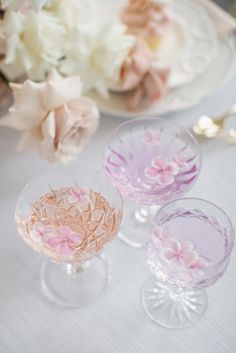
[15,164,124,216]
[104,116,200,147]
[152,196,235,270]
[102,117,202,193]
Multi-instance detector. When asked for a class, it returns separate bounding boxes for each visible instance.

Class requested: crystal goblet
[15,166,123,307]
[103,118,201,248]
[142,198,234,328]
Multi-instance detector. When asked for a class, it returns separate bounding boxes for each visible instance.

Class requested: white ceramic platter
[89,36,235,118]
[88,0,236,118]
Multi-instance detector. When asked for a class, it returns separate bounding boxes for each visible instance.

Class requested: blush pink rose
[0,69,100,163]
[120,39,170,111]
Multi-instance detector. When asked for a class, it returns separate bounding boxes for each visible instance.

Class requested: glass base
[41,256,108,308]
[141,276,207,328]
[118,201,159,248]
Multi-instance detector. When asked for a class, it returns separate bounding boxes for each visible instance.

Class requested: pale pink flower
[30,222,53,242]
[122,0,173,42]
[144,156,179,186]
[190,257,208,270]
[128,67,169,110]
[119,39,170,111]
[121,39,152,91]
[143,131,160,146]
[172,154,188,169]
[0,69,99,163]
[163,240,198,267]
[151,226,167,248]
[47,226,82,256]
[68,187,90,204]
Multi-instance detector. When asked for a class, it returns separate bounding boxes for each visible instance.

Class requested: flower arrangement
[0,0,176,162]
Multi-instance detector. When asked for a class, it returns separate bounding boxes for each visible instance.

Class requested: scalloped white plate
[90,36,235,118]
[88,0,236,118]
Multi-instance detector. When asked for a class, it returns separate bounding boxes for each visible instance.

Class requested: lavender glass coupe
[103,118,201,247]
[142,198,234,328]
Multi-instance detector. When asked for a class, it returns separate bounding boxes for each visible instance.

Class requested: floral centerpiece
[0,0,176,162]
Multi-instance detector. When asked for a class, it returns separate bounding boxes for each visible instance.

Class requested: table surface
[1,38,236,353]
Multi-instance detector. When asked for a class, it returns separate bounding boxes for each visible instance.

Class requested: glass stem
[134,205,160,223]
[65,262,90,275]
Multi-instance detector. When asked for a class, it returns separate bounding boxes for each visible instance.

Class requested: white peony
[0,0,79,81]
[0,0,50,11]
[59,20,136,97]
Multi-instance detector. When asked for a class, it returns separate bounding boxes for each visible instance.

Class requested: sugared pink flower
[30,222,53,243]
[190,257,208,270]
[119,39,170,111]
[151,226,167,248]
[68,187,90,204]
[172,154,188,169]
[163,240,198,267]
[144,156,179,186]
[143,131,160,146]
[47,226,82,256]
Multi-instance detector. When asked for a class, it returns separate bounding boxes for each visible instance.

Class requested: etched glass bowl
[103,117,201,247]
[15,166,123,307]
[142,198,234,328]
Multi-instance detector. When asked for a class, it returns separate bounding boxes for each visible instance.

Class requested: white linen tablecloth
[0,73,236,353]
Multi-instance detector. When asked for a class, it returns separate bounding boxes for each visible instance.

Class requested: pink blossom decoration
[190,257,208,270]
[151,226,167,248]
[119,39,170,111]
[172,154,188,169]
[47,226,82,256]
[30,222,53,243]
[143,131,160,146]
[144,156,179,186]
[68,187,90,204]
[163,240,198,267]
[152,226,175,248]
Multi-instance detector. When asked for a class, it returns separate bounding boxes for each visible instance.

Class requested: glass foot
[118,202,159,248]
[141,276,207,328]
[41,256,108,307]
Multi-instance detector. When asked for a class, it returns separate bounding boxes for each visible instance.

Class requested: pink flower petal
[191,257,208,270]
[163,249,175,260]
[34,223,44,233]
[181,241,194,252]
[153,226,165,240]
[144,166,159,179]
[67,232,82,245]
[183,251,198,267]
[143,131,160,146]
[152,235,161,248]
[152,156,168,169]
[171,240,181,253]
[47,237,63,248]
[173,155,188,169]
[166,162,179,175]
[67,195,78,203]
[57,226,71,240]
[156,172,175,186]
[171,256,186,266]
[58,243,75,256]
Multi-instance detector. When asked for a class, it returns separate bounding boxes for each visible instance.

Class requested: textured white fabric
[0,69,236,353]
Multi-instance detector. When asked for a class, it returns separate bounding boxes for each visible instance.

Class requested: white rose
[59,20,135,97]
[0,0,50,12]
[0,8,66,81]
